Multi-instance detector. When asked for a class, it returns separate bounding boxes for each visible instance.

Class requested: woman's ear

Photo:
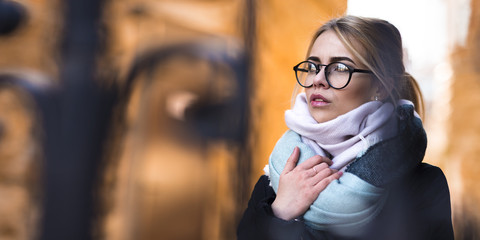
[376,86,389,101]
[371,80,389,101]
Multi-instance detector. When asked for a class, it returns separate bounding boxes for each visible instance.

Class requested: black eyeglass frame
[293,60,373,89]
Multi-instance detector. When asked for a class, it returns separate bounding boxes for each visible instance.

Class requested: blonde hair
[294,15,424,118]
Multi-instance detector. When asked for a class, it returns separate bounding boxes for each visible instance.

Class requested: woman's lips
[310,93,329,107]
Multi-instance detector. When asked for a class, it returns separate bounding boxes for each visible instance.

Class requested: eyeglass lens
[296,62,351,89]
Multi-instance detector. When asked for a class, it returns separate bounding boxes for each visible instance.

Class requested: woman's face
[305,30,377,123]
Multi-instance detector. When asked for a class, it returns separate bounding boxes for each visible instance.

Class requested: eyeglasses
[293,61,373,89]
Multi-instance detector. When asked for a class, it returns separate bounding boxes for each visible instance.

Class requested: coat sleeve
[236,175,339,240]
[360,163,454,240]
[410,164,454,240]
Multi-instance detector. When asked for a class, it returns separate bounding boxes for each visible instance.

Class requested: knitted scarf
[266,95,423,236]
[284,93,400,170]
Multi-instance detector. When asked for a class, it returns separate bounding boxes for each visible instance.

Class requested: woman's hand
[271,147,342,221]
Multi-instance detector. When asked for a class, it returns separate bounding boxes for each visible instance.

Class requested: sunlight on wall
[250,0,347,183]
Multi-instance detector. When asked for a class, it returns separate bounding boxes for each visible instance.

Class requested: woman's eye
[333,64,349,72]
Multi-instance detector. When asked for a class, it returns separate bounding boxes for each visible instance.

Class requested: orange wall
[249,0,347,183]
[444,0,480,237]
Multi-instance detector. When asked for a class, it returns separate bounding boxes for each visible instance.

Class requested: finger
[298,155,334,170]
[305,165,319,178]
[283,147,300,173]
[320,156,333,166]
[313,171,343,192]
[297,155,323,170]
[309,163,335,183]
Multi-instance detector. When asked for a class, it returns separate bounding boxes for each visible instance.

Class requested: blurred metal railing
[0,0,253,239]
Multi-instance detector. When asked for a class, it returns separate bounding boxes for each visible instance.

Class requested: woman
[237,16,454,239]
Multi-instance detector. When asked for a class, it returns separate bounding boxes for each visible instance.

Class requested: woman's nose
[312,67,329,88]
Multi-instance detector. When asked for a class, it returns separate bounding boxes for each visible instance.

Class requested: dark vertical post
[236,0,255,223]
[39,0,107,239]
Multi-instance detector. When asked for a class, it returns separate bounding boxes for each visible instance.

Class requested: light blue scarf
[267,130,387,236]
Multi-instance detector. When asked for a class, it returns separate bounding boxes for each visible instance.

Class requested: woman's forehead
[310,30,365,65]
[309,30,368,67]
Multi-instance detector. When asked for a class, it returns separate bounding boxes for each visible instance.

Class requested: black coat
[237,163,453,240]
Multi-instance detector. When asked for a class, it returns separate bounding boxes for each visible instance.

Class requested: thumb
[283,147,300,173]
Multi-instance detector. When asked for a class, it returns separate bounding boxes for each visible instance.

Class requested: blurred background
[0,0,479,239]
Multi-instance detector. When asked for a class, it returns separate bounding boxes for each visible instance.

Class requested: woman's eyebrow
[307,56,356,65]
[307,56,320,62]
[330,56,356,64]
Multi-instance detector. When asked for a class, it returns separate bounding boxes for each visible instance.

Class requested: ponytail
[401,73,424,119]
